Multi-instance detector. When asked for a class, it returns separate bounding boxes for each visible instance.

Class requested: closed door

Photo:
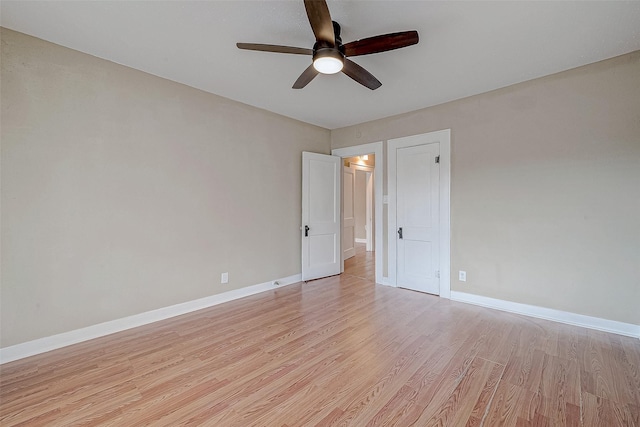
[301,152,341,281]
[343,165,356,260]
[396,143,440,294]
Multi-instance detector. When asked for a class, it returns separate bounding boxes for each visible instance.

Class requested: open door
[302,152,341,281]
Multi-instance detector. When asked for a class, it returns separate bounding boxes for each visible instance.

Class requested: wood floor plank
[416,357,504,426]
[482,382,526,426]
[582,391,637,427]
[270,329,430,426]
[320,334,436,426]
[344,245,375,282]
[371,339,488,425]
[2,247,639,426]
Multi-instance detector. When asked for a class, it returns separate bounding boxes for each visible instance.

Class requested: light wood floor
[1,269,639,426]
[344,243,375,282]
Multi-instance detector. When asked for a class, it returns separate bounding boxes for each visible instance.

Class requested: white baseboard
[0,274,302,364]
[355,238,368,244]
[450,291,640,339]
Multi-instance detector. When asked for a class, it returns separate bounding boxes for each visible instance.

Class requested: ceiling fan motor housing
[312,21,345,74]
[332,21,343,45]
[312,21,345,59]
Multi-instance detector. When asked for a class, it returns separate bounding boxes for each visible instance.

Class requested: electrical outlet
[458,271,467,282]
[221,272,229,284]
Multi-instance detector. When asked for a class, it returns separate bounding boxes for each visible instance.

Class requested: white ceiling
[2,1,640,129]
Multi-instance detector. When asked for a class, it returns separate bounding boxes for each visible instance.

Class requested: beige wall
[2,26,638,350]
[333,51,640,325]
[0,29,330,347]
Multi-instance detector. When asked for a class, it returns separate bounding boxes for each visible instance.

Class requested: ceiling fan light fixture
[313,49,344,74]
[237,0,418,89]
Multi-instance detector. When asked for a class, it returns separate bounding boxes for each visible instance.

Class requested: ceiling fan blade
[237,43,313,55]
[341,59,382,90]
[343,31,419,57]
[293,64,320,89]
[304,0,335,44]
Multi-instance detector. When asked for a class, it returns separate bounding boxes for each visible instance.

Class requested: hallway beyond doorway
[344,243,374,282]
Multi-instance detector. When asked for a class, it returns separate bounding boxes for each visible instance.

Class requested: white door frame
[332,142,383,285]
[388,130,451,298]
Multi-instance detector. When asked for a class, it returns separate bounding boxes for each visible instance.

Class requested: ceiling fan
[237,0,419,90]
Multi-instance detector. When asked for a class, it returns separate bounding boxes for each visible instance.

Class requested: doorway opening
[332,142,383,285]
[343,155,375,281]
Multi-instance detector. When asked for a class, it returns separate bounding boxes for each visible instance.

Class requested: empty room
[1,1,639,426]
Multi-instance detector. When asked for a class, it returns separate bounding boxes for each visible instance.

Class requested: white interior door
[343,165,356,260]
[302,152,341,281]
[395,143,440,294]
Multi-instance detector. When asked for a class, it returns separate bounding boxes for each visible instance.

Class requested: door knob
[398,227,403,239]
[305,225,310,237]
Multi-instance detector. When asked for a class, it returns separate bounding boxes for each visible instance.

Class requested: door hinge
[435,270,440,278]
[435,155,440,164]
